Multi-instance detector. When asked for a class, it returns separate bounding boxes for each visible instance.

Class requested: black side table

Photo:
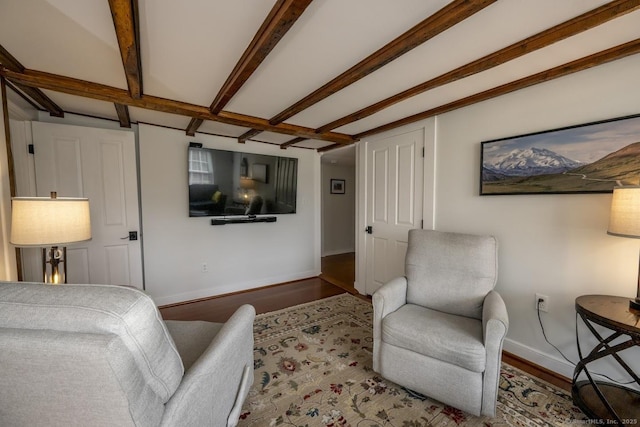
[573,295,640,424]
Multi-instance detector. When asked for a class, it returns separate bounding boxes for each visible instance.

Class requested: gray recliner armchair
[372,229,509,417]
[0,281,255,427]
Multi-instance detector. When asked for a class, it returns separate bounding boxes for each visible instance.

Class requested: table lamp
[10,192,91,284]
[607,185,640,311]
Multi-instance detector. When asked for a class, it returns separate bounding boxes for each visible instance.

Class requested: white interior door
[31,121,143,288]
[365,129,423,295]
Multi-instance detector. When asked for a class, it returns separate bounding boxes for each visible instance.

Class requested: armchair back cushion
[0,282,184,426]
[405,229,498,319]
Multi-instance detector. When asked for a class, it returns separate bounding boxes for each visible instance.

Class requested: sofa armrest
[481,290,509,417]
[372,276,407,371]
[161,304,256,427]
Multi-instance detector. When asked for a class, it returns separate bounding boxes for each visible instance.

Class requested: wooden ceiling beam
[316,0,640,134]
[211,0,313,115]
[14,83,64,117]
[267,0,496,126]
[185,118,203,136]
[114,103,131,127]
[108,0,143,99]
[0,67,355,144]
[279,137,306,149]
[5,80,45,111]
[0,44,24,72]
[0,44,64,117]
[186,0,313,136]
[238,129,262,144]
[355,38,640,139]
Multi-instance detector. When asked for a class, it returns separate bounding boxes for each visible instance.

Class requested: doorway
[320,145,356,294]
[20,121,143,287]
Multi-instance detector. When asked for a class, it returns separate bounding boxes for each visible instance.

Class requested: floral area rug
[238,294,586,426]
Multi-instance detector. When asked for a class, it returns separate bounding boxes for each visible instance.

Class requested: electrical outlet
[201,263,208,273]
[535,293,549,312]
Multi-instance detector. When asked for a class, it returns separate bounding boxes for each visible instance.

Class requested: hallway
[320,252,356,294]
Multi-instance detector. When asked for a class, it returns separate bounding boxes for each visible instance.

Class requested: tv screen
[188,146,298,217]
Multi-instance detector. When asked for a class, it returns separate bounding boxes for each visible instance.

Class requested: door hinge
[28,144,34,154]
[422,147,425,157]
[421,220,423,229]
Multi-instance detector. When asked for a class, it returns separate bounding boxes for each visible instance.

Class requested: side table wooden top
[575,295,640,336]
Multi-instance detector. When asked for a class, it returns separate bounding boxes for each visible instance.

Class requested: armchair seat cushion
[165,320,223,371]
[382,303,486,373]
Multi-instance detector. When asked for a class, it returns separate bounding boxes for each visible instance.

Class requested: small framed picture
[330,179,345,194]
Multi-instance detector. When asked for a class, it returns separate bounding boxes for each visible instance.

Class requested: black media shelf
[211,215,277,226]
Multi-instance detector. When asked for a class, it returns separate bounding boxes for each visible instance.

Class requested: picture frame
[480,114,640,195]
[330,179,345,194]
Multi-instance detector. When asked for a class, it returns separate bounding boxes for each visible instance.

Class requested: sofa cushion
[382,303,486,373]
[0,282,183,402]
[405,229,497,319]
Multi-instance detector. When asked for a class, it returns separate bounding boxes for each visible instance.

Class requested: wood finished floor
[320,252,356,294]
[159,254,571,393]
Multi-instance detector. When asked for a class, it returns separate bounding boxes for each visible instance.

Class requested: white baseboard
[151,269,320,306]
[503,338,575,379]
[322,248,355,257]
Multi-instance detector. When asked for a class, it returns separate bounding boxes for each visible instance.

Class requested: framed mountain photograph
[480,114,640,195]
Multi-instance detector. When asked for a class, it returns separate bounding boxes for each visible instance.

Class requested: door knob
[121,231,138,241]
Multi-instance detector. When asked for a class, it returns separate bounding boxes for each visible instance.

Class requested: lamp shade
[10,196,91,246]
[607,186,640,239]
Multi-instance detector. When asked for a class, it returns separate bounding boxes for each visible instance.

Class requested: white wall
[138,123,321,305]
[433,54,640,379]
[357,53,640,380]
[0,94,17,280]
[321,163,355,256]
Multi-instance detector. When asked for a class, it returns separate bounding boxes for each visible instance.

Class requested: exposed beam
[355,38,640,139]
[267,0,496,126]
[186,0,313,136]
[280,137,306,149]
[211,0,313,114]
[0,67,355,144]
[316,0,640,134]
[0,44,24,72]
[1,76,24,280]
[5,80,43,111]
[238,129,262,144]
[114,103,131,128]
[13,83,64,117]
[108,0,143,98]
[0,44,64,117]
[185,118,203,136]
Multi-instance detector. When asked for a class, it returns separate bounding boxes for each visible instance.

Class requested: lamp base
[630,298,640,312]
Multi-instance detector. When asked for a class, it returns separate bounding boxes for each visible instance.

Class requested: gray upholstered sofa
[0,281,255,427]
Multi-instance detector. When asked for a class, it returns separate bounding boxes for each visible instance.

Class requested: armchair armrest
[482,290,508,345]
[481,290,509,417]
[373,276,408,319]
[372,276,408,371]
[161,304,256,427]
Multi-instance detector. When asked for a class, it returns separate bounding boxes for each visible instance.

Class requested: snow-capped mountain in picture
[483,147,584,177]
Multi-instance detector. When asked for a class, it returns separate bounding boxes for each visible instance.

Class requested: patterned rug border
[254,293,357,319]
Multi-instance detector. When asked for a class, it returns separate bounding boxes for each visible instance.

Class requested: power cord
[536,298,634,385]
[536,299,574,365]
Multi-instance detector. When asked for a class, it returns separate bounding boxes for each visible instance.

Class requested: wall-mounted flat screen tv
[188,146,298,217]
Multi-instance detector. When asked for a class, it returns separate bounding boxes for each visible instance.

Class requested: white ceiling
[1,0,639,150]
